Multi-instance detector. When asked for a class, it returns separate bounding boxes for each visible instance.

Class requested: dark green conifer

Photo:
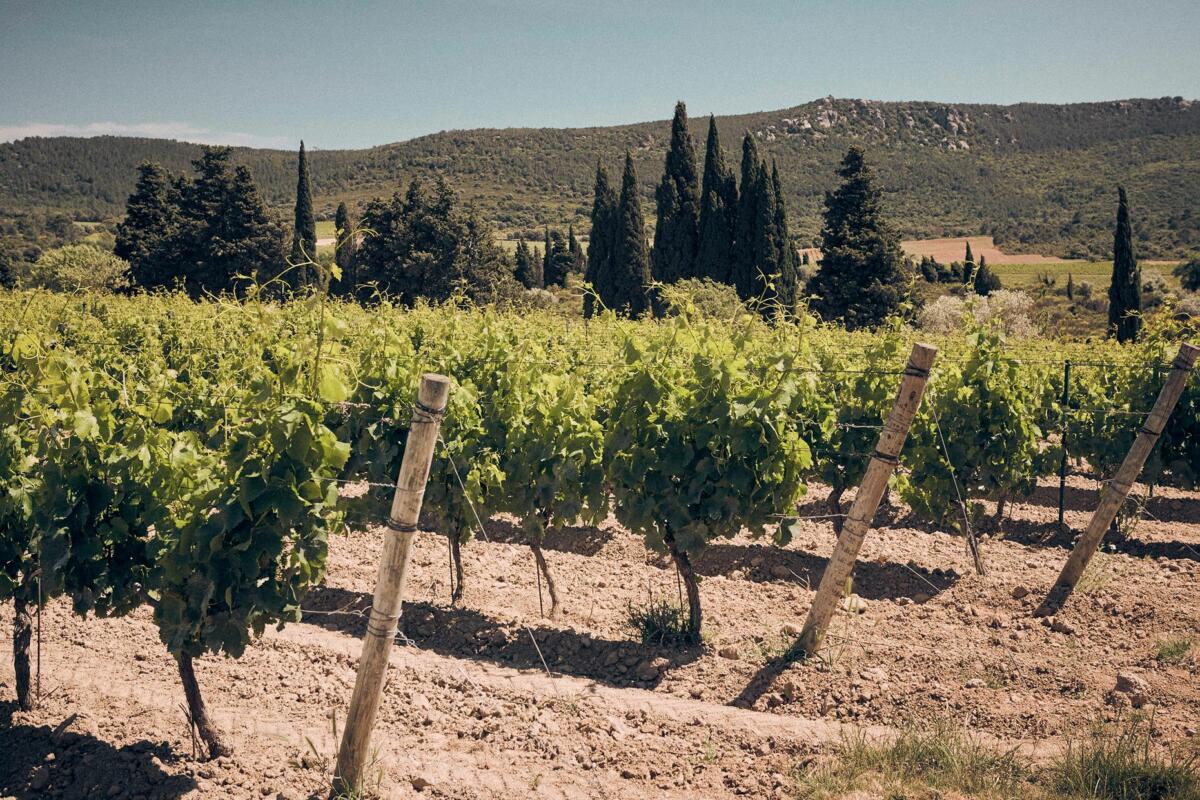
[731,132,761,300]
[696,115,738,284]
[651,101,701,286]
[290,141,317,286]
[567,225,585,273]
[115,162,179,289]
[1108,186,1142,343]
[1066,272,1074,300]
[544,229,573,287]
[334,201,356,290]
[610,152,651,316]
[584,161,618,317]
[974,258,1001,295]
[964,240,974,265]
[769,162,799,315]
[807,147,913,329]
[514,239,542,289]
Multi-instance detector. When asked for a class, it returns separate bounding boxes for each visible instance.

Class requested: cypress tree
[769,161,800,315]
[651,101,701,286]
[514,239,542,289]
[544,229,573,287]
[333,201,356,290]
[731,132,761,300]
[696,115,738,284]
[0,245,14,289]
[807,146,913,329]
[964,240,974,265]
[290,141,317,286]
[974,259,1001,295]
[567,225,585,273]
[542,228,552,286]
[1108,186,1142,343]
[116,162,178,289]
[1066,272,1075,301]
[749,159,778,306]
[610,152,651,316]
[584,161,618,317]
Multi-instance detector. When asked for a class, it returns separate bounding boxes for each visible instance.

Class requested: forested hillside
[2,96,1197,257]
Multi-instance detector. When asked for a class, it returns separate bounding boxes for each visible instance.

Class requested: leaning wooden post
[333,373,450,796]
[1037,343,1197,616]
[796,343,937,657]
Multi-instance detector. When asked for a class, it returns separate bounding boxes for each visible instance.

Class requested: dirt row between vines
[2,473,1198,799]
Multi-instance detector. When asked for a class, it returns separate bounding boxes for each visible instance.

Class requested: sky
[2,0,1198,150]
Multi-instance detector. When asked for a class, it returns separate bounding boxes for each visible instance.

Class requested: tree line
[100,103,1168,343]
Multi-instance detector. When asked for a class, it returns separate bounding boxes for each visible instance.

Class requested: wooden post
[333,373,450,796]
[1037,343,1197,616]
[796,343,937,657]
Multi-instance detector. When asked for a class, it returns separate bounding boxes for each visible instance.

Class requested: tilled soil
[1,473,1198,799]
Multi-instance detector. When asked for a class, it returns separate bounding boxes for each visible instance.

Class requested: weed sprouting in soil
[1055,716,1200,800]
[1154,638,1194,665]
[794,719,1031,799]
[626,596,692,647]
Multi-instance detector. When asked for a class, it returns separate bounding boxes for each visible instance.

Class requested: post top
[909,342,938,371]
[417,373,452,410]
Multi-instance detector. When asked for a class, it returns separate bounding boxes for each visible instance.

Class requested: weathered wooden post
[796,343,937,657]
[333,373,450,796]
[1037,343,1197,616]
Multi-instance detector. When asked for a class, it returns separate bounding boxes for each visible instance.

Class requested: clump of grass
[1055,716,1199,800]
[626,597,690,646]
[1154,638,1194,665]
[795,719,1031,799]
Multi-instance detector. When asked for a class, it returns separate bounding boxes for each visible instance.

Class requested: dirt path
[2,473,1197,798]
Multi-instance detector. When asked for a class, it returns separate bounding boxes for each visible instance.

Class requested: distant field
[901,235,1064,265]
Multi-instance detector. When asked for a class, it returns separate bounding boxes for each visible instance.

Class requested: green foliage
[1175,258,1200,293]
[1109,187,1143,343]
[731,132,761,301]
[651,101,701,285]
[513,238,541,289]
[900,325,1050,526]
[808,147,915,329]
[114,162,178,288]
[975,259,1003,295]
[28,243,130,292]
[354,178,519,305]
[542,228,574,288]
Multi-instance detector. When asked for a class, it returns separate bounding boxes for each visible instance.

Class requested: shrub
[1055,717,1200,800]
[918,291,1038,337]
[27,244,130,292]
[1174,258,1200,292]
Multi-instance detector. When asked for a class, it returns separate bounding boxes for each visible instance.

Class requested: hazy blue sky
[2,0,1197,149]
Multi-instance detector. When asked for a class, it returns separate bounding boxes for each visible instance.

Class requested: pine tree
[807,146,913,329]
[964,240,975,265]
[731,132,761,300]
[290,141,317,286]
[695,115,738,284]
[116,162,179,289]
[333,201,356,291]
[651,101,701,286]
[1108,186,1142,343]
[584,161,618,317]
[610,152,651,316]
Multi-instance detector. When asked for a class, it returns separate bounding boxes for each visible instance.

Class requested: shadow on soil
[994,519,1200,563]
[0,702,197,799]
[301,586,702,689]
[1017,483,1200,524]
[479,517,617,557]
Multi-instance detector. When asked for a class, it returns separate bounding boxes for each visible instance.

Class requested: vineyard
[1,289,1199,798]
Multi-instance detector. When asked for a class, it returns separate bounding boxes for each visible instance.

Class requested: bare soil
[2,473,1198,799]
[899,235,1066,265]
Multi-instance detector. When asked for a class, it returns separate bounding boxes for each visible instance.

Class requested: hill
[2,96,1198,258]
